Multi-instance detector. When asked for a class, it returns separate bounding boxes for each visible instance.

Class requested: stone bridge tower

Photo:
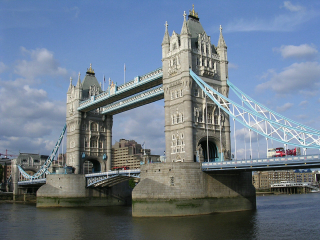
[162,6,231,163]
[132,6,255,217]
[66,64,113,174]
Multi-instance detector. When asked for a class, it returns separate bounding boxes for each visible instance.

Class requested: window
[171,92,174,100]
[194,88,198,97]
[180,89,183,97]
[99,141,103,148]
[176,91,179,98]
[176,114,180,124]
[199,111,203,122]
[208,113,212,124]
[91,122,98,131]
[172,116,175,125]
[90,139,97,148]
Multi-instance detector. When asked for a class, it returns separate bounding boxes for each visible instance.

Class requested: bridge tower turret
[66,64,111,174]
[162,6,231,163]
[66,74,82,174]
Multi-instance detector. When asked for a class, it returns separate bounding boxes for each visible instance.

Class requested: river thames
[1,193,319,240]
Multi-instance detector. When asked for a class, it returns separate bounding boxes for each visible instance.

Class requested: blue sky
[0,0,320,158]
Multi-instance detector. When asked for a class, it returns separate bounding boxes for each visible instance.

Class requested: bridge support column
[132,163,256,217]
[106,115,113,171]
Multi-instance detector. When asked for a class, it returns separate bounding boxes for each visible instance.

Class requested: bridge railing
[85,169,141,187]
[202,154,320,171]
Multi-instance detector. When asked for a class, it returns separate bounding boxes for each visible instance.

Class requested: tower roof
[217,25,227,48]
[186,5,205,49]
[81,63,102,99]
[162,21,170,45]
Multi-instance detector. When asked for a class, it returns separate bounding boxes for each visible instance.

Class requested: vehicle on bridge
[267,147,300,158]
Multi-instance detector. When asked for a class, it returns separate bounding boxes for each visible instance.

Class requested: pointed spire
[162,21,170,45]
[217,25,227,48]
[180,11,190,35]
[76,72,81,88]
[68,77,73,91]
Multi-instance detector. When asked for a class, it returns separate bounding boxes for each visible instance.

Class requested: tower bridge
[12,6,320,216]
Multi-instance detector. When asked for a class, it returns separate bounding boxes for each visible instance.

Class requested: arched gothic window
[91,122,98,131]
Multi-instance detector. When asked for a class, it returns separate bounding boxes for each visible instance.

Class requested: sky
[0,0,320,159]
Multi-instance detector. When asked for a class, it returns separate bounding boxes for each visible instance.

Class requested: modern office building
[111,139,160,169]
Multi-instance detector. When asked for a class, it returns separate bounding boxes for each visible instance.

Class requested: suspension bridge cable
[189,69,320,149]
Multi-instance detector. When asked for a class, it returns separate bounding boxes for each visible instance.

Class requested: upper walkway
[78,68,163,113]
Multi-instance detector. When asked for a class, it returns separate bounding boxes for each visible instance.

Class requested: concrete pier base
[132,162,256,217]
[37,174,132,207]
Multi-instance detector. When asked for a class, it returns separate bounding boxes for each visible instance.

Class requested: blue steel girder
[189,69,320,149]
[86,170,140,188]
[18,178,46,186]
[228,80,320,136]
[202,154,320,172]
[101,86,164,115]
[78,68,163,112]
[18,124,67,181]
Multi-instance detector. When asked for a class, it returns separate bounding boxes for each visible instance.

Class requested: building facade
[253,170,317,190]
[162,6,231,163]
[112,139,160,169]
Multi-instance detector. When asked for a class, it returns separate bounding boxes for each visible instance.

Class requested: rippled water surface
[1,194,320,240]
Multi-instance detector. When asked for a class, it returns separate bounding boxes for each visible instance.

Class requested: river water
[1,194,319,240]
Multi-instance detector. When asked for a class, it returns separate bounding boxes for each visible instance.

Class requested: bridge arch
[82,158,103,174]
[197,137,219,162]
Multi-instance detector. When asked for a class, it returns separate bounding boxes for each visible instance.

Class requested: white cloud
[0,73,66,153]
[283,1,305,12]
[276,102,293,112]
[225,2,316,32]
[299,89,319,97]
[256,62,320,94]
[0,62,7,73]
[64,7,80,18]
[14,47,68,79]
[113,103,165,155]
[298,100,308,107]
[296,114,308,119]
[274,44,318,60]
[228,62,238,69]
